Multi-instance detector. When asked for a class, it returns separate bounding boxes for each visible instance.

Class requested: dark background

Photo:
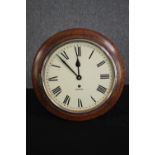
[27,86,129,155]
[27,0,129,154]
[26,0,129,88]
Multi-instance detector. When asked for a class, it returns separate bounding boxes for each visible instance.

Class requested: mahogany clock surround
[32,28,125,121]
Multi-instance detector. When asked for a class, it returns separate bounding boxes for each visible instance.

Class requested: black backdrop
[27,86,128,155]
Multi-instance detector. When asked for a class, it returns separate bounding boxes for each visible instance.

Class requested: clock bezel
[32,28,125,121]
[41,39,117,113]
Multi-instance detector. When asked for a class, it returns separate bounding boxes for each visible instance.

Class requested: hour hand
[75,57,81,78]
[74,46,82,80]
[76,58,80,68]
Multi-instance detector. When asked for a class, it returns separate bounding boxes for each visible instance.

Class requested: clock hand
[76,57,80,75]
[75,47,82,80]
[57,54,78,77]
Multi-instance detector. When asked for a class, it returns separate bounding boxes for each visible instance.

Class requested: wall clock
[32,28,124,121]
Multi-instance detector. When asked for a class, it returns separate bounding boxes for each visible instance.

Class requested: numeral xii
[75,46,81,56]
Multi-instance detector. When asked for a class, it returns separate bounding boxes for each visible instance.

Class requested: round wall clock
[32,28,124,121]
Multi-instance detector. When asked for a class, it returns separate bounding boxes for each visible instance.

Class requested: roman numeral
[52,86,62,96]
[61,51,69,60]
[89,50,95,59]
[97,85,107,94]
[100,74,109,79]
[78,98,83,107]
[74,46,81,56]
[63,95,70,105]
[97,60,105,67]
[48,76,58,81]
[91,96,96,103]
[51,64,61,68]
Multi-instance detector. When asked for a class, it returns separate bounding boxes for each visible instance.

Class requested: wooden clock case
[32,28,125,121]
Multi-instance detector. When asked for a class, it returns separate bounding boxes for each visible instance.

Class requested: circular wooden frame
[32,28,125,121]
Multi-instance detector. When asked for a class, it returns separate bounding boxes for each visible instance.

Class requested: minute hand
[57,55,78,77]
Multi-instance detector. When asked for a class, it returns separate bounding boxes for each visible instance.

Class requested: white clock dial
[41,40,116,113]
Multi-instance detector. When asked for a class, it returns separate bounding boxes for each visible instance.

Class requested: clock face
[41,40,116,113]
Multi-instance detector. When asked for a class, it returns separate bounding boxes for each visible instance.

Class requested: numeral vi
[78,98,83,107]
